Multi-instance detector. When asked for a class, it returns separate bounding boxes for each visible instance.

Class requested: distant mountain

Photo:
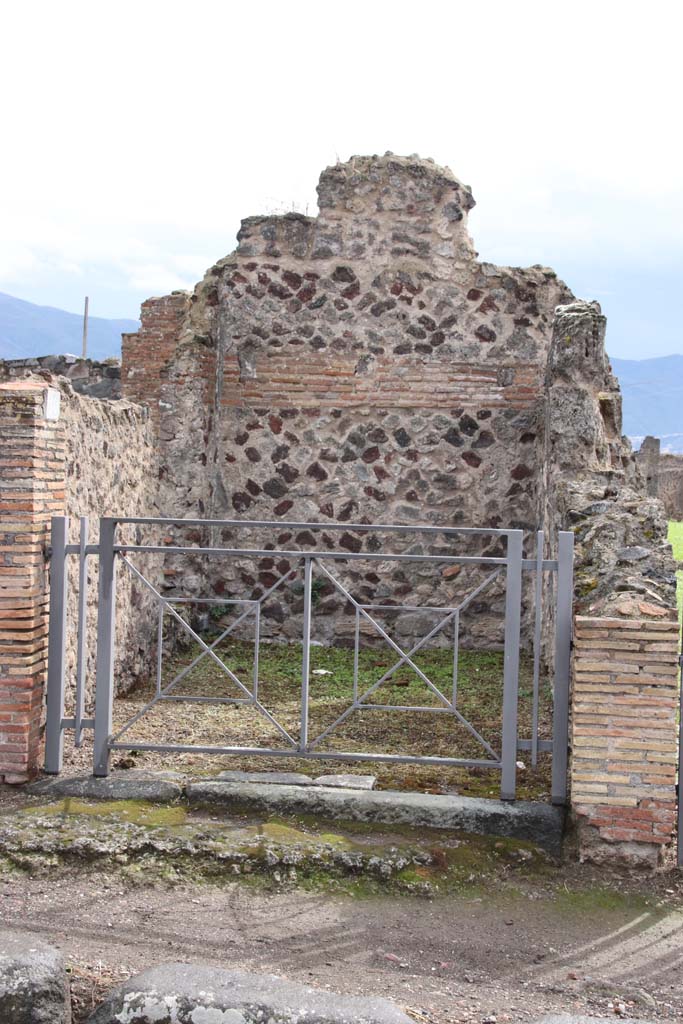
[0,292,138,362]
[610,354,683,453]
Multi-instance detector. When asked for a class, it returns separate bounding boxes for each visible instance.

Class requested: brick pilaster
[571,615,679,867]
[0,382,65,782]
[121,292,189,431]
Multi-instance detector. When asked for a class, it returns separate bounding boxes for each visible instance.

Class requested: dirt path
[2,871,682,1023]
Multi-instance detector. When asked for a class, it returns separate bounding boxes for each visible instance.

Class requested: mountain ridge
[610,354,683,452]
[0,291,138,362]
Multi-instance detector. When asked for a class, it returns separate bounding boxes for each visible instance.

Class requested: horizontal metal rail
[104,515,519,537]
[114,544,509,565]
[63,542,558,572]
[107,741,501,769]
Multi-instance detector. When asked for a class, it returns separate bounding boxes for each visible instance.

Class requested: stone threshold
[29,769,565,857]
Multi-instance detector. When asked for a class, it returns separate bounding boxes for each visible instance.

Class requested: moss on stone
[20,799,188,828]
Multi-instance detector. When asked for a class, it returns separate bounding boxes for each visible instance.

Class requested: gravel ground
[2,850,683,1023]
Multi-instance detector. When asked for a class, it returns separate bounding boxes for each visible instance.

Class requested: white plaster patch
[190,1007,245,1024]
[116,991,180,1022]
[43,387,61,421]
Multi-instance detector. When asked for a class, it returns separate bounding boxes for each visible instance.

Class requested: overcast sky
[1,0,681,358]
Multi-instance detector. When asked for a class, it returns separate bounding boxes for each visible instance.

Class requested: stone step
[28,770,564,856]
[186,780,564,857]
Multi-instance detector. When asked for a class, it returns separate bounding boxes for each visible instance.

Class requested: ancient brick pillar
[638,435,661,498]
[571,615,679,867]
[121,292,189,432]
[0,382,64,782]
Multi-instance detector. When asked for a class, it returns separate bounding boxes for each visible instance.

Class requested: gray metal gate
[44,517,574,803]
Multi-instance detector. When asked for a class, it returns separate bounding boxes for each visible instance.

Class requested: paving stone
[314,774,377,790]
[186,782,565,856]
[28,771,183,804]
[0,935,70,1024]
[217,770,314,786]
[86,963,412,1024]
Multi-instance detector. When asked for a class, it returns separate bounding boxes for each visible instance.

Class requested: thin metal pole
[300,557,313,751]
[155,600,164,696]
[353,606,360,702]
[252,603,260,702]
[500,530,523,801]
[93,518,116,776]
[452,610,459,708]
[678,652,683,868]
[74,516,89,747]
[44,516,69,774]
[81,296,89,359]
[551,531,574,805]
[531,530,544,767]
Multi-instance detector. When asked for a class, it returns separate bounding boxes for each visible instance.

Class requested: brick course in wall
[0,382,64,782]
[571,615,679,867]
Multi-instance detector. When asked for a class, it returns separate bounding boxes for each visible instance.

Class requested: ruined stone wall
[0,375,158,780]
[0,355,122,400]
[542,303,676,622]
[540,302,679,865]
[659,454,683,520]
[636,437,683,520]
[58,381,159,702]
[122,155,573,648]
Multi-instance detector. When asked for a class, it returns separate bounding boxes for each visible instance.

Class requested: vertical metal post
[353,606,360,702]
[252,603,260,702]
[551,530,574,805]
[44,516,69,774]
[451,609,459,708]
[74,516,89,747]
[531,529,544,767]
[299,557,313,751]
[500,530,523,801]
[678,653,683,868]
[93,518,116,777]
[81,295,89,359]
[155,600,164,696]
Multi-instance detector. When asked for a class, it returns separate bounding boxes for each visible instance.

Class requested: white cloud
[0,0,681,352]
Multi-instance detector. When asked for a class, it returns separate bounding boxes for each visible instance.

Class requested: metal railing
[44,516,574,803]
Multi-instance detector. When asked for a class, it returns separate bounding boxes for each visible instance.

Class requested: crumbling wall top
[236,153,477,272]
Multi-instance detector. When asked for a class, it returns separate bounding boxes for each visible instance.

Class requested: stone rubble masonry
[0,353,122,400]
[122,155,575,648]
[571,615,680,867]
[0,382,63,783]
[60,383,160,700]
[0,377,157,782]
[636,435,683,520]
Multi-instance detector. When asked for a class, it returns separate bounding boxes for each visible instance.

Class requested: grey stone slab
[314,774,377,790]
[86,962,411,1024]
[186,782,565,855]
[217,770,315,786]
[0,935,70,1024]
[28,771,183,804]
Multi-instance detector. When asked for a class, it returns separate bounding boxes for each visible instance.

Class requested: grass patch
[668,521,683,627]
[105,638,554,801]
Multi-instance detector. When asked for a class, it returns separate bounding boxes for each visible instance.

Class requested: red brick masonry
[0,383,64,782]
[571,615,680,863]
